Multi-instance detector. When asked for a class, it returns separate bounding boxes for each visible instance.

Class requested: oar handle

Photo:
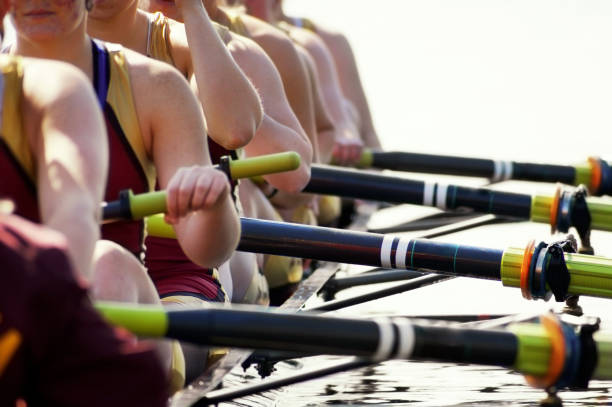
[95,302,612,387]
[330,148,374,168]
[102,152,300,221]
[501,245,612,300]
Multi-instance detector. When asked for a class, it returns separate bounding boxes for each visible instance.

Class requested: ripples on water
[222,358,611,406]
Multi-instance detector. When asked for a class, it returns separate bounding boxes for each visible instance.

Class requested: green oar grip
[530,194,612,232]
[147,214,176,239]
[230,151,300,179]
[95,301,168,338]
[103,152,301,221]
[501,247,612,299]
[511,322,612,381]
[330,148,374,168]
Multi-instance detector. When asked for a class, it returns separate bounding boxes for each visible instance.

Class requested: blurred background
[285,0,612,163]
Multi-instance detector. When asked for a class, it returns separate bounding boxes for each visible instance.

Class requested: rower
[274,0,383,152]
[240,0,366,166]
[140,0,315,305]
[223,0,354,226]
[87,0,264,382]
[8,0,240,392]
[0,212,167,407]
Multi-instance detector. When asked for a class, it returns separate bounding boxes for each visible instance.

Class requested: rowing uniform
[0,214,167,407]
[89,40,157,260]
[90,39,190,392]
[144,12,231,306]
[0,55,39,222]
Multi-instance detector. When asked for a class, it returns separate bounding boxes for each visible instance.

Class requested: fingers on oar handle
[102,152,301,221]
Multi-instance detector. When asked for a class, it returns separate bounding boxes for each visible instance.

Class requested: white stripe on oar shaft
[492,160,514,182]
[380,235,395,268]
[492,160,503,182]
[435,183,448,210]
[395,237,411,269]
[372,317,395,361]
[392,318,415,359]
[423,182,435,207]
[503,161,514,180]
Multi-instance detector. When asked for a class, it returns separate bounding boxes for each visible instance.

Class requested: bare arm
[131,55,239,268]
[297,43,336,165]
[290,28,363,165]
[230,35,312,193]
[244,19,319,161]
[28,61,108,279]
[317,28,381,150]
[174,2,262,150]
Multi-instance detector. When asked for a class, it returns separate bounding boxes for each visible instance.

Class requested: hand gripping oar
[303,164,612,247]
[347,149,612,197]
[102,151,300,222]
[103,188,612,302]
[95,302,612,391]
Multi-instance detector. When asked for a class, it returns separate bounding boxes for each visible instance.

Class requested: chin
[145,0,180,20]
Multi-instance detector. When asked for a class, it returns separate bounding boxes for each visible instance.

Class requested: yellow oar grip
[501,247,612,299]
[230,151,300,179]
[95,301,169,338]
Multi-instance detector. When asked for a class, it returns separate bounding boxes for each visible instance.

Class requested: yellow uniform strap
[0,329,22,377]
[225,11,250,37]
[105,44,157,191]
[146,12,175,66]
[0,55,32,181]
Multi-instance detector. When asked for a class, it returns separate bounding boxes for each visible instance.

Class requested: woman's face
[11,0,87,41]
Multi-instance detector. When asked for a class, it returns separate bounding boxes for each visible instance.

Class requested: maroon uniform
[0,214,167,407]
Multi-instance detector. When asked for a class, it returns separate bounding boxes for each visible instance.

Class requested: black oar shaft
[369,152,577,185]
[164,308,517,368]
[304,165,532,218]
[238,218,503,280]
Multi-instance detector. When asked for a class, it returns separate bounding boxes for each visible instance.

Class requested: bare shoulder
[240,14,296,52]
[20,57,95,109]
[121,47,191,99]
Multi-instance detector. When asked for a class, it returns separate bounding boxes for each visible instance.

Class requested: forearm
[177,198,240,268]
[245,114,312,192]
[182,4,261,149]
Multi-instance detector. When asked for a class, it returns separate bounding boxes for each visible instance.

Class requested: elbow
[223,128,255,151]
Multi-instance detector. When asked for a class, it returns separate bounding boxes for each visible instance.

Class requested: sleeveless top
[0,55,39,222]
[92,40,156,260]
[143,13,227,301]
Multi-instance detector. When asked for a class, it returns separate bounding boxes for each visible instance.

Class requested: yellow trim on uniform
[240,263,270,305]
[0,55,32,181]
[106,45,157,191]
[148,12,175,66]
[317,195,341,226]
[225,12,250,37]
[0,329,22,377]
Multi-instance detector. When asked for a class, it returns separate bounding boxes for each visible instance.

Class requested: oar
[303,164,612,244]
[95,302,612,390]
[348,149,612,197]
[103,187,612,302]
[102,152,300,222]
